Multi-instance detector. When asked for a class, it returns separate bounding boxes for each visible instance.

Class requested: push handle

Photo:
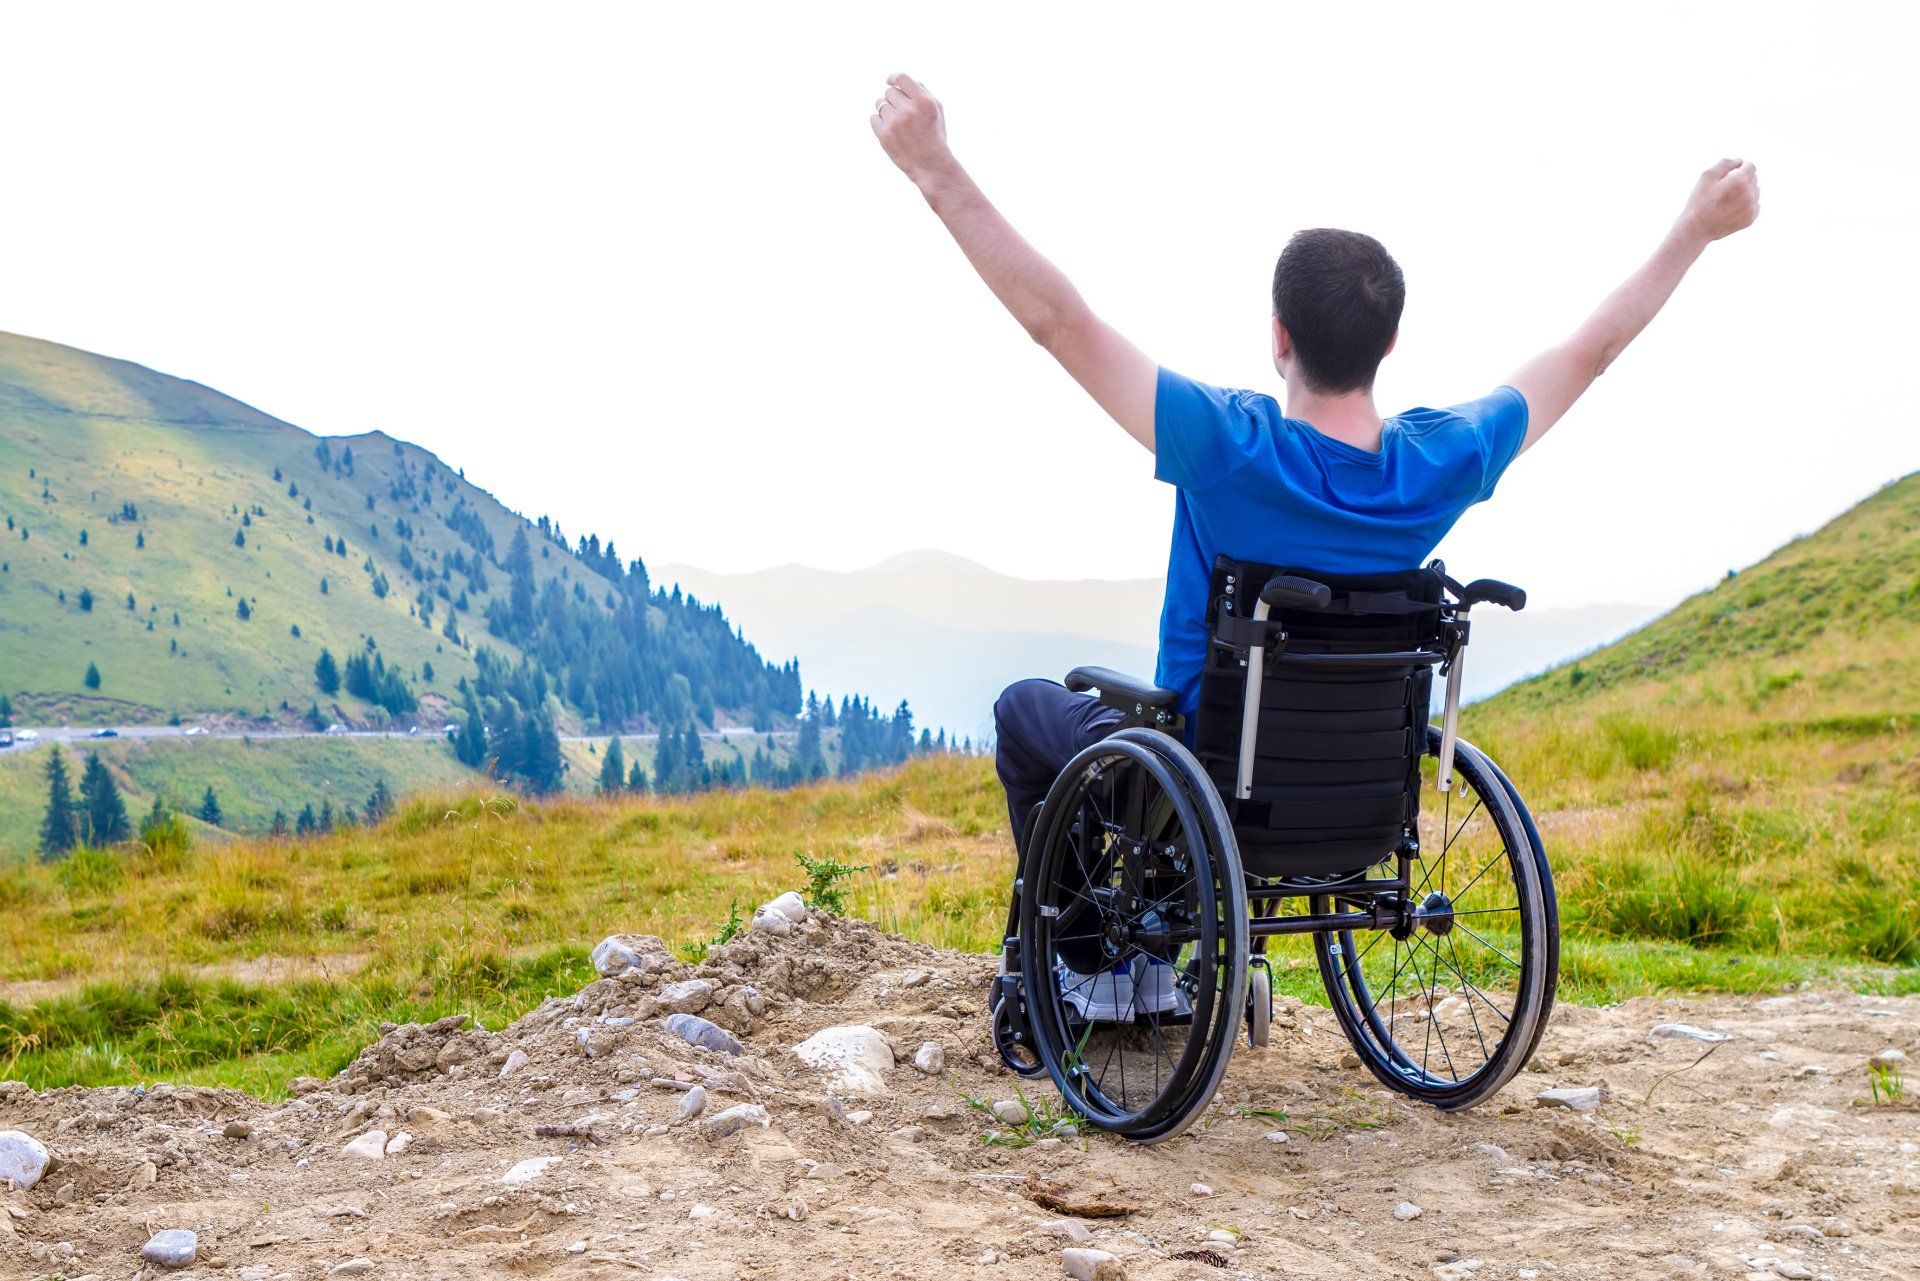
[1260,574,1333,611]
[1457,578,1526,611]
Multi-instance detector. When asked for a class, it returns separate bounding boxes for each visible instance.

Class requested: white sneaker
[1057,963,1135,1022]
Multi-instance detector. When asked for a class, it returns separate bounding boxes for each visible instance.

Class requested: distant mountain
[0,330,798,736]
[661,551,1655,740]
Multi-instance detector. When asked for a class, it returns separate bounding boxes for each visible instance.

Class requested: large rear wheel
[1314,731,1555,1110]
[1018,729,1248,1143]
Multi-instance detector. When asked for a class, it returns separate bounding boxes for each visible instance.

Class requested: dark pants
[994,678,1124,859]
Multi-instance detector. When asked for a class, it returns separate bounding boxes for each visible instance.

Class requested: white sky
[2,2,1914,610]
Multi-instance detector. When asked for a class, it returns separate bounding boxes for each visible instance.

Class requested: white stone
[341,1130,388,1160]
[1190,1182,1214,1197]
[141,1228,198,1268]
[1208,1228,1240,1243]
[845,1109,873,1125]
[328,1260,376,1277]
[658,979,716,1015]
[591,933,673,978]
[1535,1087,1602,1112]
[1868,1049,1910,1071]
[0,1130,50,1190]
[384,1131,413,1156]
[499,1048,529,1079]
[1062,1247,1119,1280]
[912,1041,945,1075]
[503,1155,561,1186]
[793,1025,896,1095]
[1038,1219,1093,1244]
[678,1085,707,1121]
[750,907,794,936]
[762,890,808,922]
[689,1203,718,1220]
[990,1099,1030,1126]
[1650,1023,1731,1043]
[1264,1130,1290,1144]
[704,1103,771,1139]
[1393,1201,1422,1221]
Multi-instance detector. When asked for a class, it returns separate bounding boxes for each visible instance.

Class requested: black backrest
[1192,555,1445,879]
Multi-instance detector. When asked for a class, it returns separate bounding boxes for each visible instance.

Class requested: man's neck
[1284,386,1386,453]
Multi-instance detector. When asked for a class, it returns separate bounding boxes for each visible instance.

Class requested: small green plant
[1868,1062,1905,1106]
[959,1083,1086,1149]
[711,900,745,949]
[795,850,868,915]
[1600,1111,1643,1149]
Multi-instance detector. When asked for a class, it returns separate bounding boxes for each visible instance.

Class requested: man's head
[1271,229,1405,395]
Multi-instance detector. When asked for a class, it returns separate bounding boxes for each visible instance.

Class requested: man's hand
[871,74,955,187]
[1508,159,1761,454]
[869,73,1159,452]
[1677,158,1762,244]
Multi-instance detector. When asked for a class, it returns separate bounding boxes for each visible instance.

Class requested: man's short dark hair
[1271,229,1405,394]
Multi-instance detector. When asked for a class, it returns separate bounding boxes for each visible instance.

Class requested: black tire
[1018,728,1248,1143]
[1314,730,1555,1110]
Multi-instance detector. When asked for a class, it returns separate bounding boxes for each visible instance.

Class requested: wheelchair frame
[991,560,1557,1142]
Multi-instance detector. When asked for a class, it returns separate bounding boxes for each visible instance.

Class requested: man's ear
[1272,316,1293,365]
[1384,330,1398,358]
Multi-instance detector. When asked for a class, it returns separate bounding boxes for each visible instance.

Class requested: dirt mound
[3,911,1917,1279]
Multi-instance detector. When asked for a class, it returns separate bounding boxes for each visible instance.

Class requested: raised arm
[871,74,1158,452]
[1509,159,1761,453]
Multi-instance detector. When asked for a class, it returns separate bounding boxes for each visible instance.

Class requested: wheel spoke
[1453,921,1521,969]
[1442,932,1492,1061]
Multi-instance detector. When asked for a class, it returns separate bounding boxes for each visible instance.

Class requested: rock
[665,1013,745,1056]
[1190,1182,1214,1197]
[341,1129,388,1160]
[688,1203,718,1220]
[762,891,808,922]
[1650,1023,1731,1044]
[140,1228,198,1268]
[657,979,716,1015]
[384,1131,413,1156]
[991,1099,1030,1126]
[793,1025,896,1095]
[1535,1087,1603,1112]
[0,1130,50,1190]
[845,1109,874,1125]
[222,1119,255,1139]
[499,1049,529,1079]
[1207,1228,1240,1243]
[503,1155,561,1186]
[750,908,794,937]
[131,1160,158,1188]
[1264,1130,1290,1144]
[678,1085,707,1121]
[591,933,674,978]
[1039,1219,1094,1245]
[1062,1247,1123,1280]
[704,1103,771,1139]
[891,1124,927,1143]
[328,1259,376,1277]
[912,1042,945,1075]
[1474,1142,1509,1162]
[1394,1201,1423,1221]
[1868,1049,1910,1071]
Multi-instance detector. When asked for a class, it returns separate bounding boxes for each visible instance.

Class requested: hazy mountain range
[661,551,1660,741]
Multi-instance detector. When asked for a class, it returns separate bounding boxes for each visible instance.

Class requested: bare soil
[4,913,1917,1280]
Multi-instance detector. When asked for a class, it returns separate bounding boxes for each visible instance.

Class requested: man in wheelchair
[872,75,1758,1140]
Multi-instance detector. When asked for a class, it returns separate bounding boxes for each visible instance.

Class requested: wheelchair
[990,555,1558,1143]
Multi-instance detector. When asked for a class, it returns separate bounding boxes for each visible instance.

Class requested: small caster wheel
[1247,961,1272,1048]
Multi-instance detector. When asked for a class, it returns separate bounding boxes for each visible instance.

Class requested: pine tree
[627,759,648,793]
[296,803,316,835]
[0,693,12,728]
[78,752,132,844]
[84,661,101,690]
[365,778,395,823]
[197,786,223,827]
[315,648,341,695]
[38,747,79,859]
[269,810,289,836]
[598,737,627,796]
[234,527,246,549]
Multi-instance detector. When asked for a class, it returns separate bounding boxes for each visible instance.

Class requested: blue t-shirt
[1153,367,1529,717]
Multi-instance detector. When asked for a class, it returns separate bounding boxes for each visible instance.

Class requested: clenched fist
[871,73,954,186]
[1679,159,1761,243]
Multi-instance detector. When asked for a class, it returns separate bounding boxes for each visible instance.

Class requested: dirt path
[3,915,1916,1280]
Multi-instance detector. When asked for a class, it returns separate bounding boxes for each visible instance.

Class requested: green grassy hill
[1469,471,1920,970]
[0,329,796,733]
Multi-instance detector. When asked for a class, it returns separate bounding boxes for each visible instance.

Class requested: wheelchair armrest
[1259,574,1333,611]
[1065,666,1181,713]
[1458,578,1527,611]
